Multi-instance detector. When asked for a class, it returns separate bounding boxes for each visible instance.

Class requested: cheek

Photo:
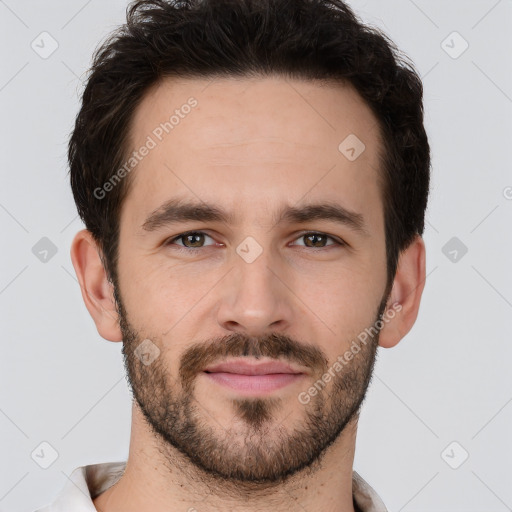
[303,268,383,352]
[119,256,220,335]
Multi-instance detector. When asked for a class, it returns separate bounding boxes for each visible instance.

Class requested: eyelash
[165,230,345,254]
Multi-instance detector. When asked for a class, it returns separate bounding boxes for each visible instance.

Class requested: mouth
[202,359,306,394]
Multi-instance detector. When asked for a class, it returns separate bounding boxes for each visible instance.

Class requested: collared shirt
[34,461,388,512]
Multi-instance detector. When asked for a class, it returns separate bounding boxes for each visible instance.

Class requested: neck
[93,403,359,512]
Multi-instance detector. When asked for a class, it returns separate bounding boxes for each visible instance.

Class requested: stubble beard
[116,288,385,485]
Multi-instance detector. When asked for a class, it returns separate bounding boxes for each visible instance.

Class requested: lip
[203,359,303,375]
[202,358,306,394]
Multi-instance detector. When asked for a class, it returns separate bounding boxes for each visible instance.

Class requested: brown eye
[292,232,342,249]
[304,233,328,248]
[167,231,216,251]
[180,232,206,248]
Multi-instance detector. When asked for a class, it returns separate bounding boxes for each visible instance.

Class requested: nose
[216,244,296,337]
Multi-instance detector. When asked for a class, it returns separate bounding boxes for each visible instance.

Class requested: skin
[71,75,426,512]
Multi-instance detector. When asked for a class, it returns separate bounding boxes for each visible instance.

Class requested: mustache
[179,332,329,392]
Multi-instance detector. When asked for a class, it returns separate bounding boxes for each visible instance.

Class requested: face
[114,76,389,483]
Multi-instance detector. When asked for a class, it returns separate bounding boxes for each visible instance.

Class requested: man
[36,0,430,510]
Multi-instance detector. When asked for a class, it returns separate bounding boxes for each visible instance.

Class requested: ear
[378,235,426,349]
[70,229,123,342]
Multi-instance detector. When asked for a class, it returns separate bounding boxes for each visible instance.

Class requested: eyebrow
[141,198,369,236]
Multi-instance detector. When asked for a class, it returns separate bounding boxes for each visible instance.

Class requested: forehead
[122,75,384,229]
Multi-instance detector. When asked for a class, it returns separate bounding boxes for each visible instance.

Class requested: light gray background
[1,0,511,510]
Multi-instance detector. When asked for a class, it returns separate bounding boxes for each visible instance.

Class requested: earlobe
[378,235,426,349]
[70,229,123,342]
